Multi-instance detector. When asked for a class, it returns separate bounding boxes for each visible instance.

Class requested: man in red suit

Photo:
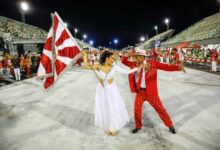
[121,48,185,134]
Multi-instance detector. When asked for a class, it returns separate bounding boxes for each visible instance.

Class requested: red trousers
[134,89,173,128]
[76,59,82,67]
[26,66,31,77]
[91,60,94,65]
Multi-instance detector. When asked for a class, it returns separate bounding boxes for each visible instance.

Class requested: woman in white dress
[83,50,140,136]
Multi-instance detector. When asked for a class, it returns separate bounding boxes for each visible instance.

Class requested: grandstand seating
[0,16,47,40]
[162,13,220,46]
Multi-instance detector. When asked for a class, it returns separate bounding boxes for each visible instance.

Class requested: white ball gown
[95,64,138,131]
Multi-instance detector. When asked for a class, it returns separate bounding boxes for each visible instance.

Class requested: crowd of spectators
[0,50,41,81]
[156,48,220,72]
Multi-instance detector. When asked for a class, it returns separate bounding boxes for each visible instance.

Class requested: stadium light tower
[64,22,68,27]
[74,28,78,38]
[20,1,29,23]
[83,34,87,42]
[89,40,94,46]
[164,18,170,31]
[113,39,119,49]
[140,36,145,42]
[154,26,158,35]
[83,34,87,39]
[146,34,149,40]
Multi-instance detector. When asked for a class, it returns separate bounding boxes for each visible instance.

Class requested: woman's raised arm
[83,51,100,70]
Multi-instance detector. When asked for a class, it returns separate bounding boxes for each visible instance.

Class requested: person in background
[31,53,37,72]
[166,49,170,64]
[24,55,32,78]
[11,55,21,81]
[159,50,164,63]
[0,60,4,79]
[20,54,25,72]
[170,48,181,80]
[211,49,218,72]
[5,55,12,77]
[36,54,41,67]
[179,49,185,62]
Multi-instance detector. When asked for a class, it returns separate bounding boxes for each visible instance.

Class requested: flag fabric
[37,12,81,89]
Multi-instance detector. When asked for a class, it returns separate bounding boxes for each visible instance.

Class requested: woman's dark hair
[99,51,114,65]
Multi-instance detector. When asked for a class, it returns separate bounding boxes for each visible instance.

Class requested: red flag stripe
[44,76,54,89]
[58,46,80,58]
[41,54,52,74]
[55,59,67,76]
[44,37,52,51]
[56,30,70,47]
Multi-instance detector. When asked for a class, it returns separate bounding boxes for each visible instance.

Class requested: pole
[51,13,56,76]
[21,12,25,23]
[167,24,169,31]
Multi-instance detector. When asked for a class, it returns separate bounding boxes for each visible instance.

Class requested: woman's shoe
[105,130,112,136]
[110,131,118,136]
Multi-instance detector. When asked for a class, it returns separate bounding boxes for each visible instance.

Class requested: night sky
[0,0,219,48]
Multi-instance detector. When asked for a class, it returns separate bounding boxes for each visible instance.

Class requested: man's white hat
[135,48,147,56]
[83,46,89,49]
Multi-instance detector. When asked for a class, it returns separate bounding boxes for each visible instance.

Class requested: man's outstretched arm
[156,61,184,72]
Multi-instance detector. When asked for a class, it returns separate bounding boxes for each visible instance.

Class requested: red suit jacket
[121,56,180,97]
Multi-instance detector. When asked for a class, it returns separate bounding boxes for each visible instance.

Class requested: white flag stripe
[43,49,52,60]
[56,38,76,51]
[47,27,53,38]
[55,22,65,42]
[37,63,46,76]
[57,56,73,65]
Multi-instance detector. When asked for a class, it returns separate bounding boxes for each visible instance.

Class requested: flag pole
[51,13,56,77]
[86,51,104,87]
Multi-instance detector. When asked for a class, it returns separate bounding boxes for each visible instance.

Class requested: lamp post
[146,34,149,40]
[113,39,118,49]
[74,28,78,38]
[83,34,87,42]
[154,26,158,35]
[89,40,94,46]
[164,18,170,31]
[64,22,68,27]
[20,2,29,23]
[140,36,145,42]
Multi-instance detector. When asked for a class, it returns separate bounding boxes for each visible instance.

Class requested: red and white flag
[37,12,81,89]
